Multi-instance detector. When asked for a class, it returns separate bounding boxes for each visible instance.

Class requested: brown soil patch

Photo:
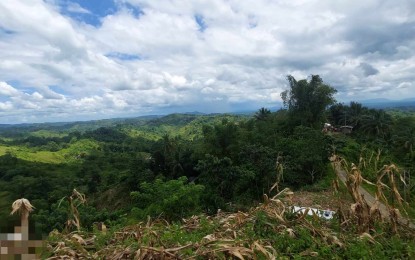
[290,190,352,211]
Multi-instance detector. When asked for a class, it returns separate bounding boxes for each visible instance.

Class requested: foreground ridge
[44,187,415,259]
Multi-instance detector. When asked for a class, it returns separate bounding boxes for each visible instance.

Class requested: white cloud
[66,2,91,14]
[0,0,414,123]
[0,101,13,111]
[0,82,19,96]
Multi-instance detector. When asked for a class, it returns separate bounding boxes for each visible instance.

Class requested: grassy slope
[0,114,246,164]
[124,114,246,140]
[0,139,99,164]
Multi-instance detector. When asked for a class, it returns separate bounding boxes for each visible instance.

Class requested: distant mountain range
[358,98,415,109]
[0,113,247,131]
[0,98,414,129]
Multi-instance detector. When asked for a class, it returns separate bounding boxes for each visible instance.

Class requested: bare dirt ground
[290,190,351,211]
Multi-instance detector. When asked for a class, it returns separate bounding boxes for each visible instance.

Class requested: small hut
[340,126,353,134]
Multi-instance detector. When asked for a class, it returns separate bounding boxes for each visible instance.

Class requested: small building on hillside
[322,123,334,133]
[340,126,353,134]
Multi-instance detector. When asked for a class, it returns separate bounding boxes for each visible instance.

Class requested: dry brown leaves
[10,198,34,218]
[45,186,350,259]
[45,158,414,259]
[45,188,300,259]
[334,152,414,235]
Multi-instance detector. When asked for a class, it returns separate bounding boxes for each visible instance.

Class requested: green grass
[0,145,10,155]
[0,145,65,164]
[126,128,163,140]
[20,150,65,164]
[0,139,99,164]
[30,130,68,138]
[124,114,247,141]
[58,139,99,157]
[0,137,13,142]
[301,163,337,192]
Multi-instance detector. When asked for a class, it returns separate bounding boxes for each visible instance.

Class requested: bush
[130,177,204,221]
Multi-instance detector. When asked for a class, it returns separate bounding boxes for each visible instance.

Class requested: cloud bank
[0,0,414,123]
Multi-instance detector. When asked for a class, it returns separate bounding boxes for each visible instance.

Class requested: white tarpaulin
[291,206,335,220]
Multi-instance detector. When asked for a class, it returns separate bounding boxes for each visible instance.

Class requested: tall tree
[360,109,393,139]
[347,101,367,129]
[281,75,337,128]
[254,107,271,121]
[392,117,415,162]
[328,103,346,125]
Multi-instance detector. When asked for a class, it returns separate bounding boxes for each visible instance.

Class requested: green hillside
[1,76,414,258]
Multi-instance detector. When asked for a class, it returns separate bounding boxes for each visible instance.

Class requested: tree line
[0,75,413,234]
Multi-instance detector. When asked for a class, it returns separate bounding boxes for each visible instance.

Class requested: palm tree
[392,117,415,161]
[347,101,366,128]
[11,198,34,241]
[360,109,392,139]
[328,103,346,125]
[254,107,271,121]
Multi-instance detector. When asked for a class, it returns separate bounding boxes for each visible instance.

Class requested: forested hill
[0,113,186,133]
[0,112,248,231]
[1,76,414,258]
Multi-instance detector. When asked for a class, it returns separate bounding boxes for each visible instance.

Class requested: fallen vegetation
[43,170,415,259]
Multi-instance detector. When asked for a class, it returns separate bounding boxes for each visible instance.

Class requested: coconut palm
[327,103,346,125]
[392,117,415,161]
[11,198,34,240]
[254,107,271,121]
[347,101,366,128]
[360,109,392,139]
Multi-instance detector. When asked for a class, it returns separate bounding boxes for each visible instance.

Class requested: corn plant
[11,198,34,241]
[57,189,87,232]
[333,152,412,234]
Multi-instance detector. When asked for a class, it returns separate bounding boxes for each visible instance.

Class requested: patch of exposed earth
[290,190,352,211]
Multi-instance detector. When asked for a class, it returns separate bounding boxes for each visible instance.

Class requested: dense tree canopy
[0,76,414,240]
[281,75,337,128]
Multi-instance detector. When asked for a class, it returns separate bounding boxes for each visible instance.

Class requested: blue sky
[0,0,415,123]
[60,0,116,25]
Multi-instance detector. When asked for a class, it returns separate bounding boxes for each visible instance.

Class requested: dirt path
[333,162,415,230]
